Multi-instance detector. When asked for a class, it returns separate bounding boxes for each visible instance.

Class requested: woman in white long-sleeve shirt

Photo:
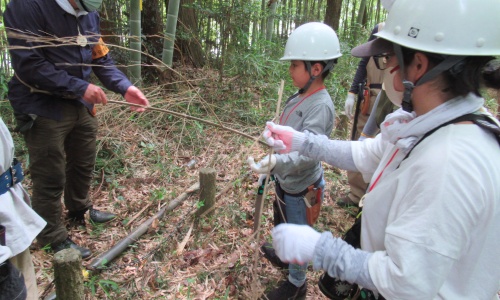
[260,0,500,299]
[0,118,46,300]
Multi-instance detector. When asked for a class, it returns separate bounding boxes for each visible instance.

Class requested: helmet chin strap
[393,44,466,112]
[299,60,336,94]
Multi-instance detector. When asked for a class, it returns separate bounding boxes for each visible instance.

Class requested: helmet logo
[408,27,420,38]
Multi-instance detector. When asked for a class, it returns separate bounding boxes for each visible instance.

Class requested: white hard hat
[380,0,395,11]
[375,0,500,56]
[280,22,342,61]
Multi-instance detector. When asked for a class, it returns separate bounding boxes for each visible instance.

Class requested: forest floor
[21,67,360,300]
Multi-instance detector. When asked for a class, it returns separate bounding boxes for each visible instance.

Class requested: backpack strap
[402,113,500,162]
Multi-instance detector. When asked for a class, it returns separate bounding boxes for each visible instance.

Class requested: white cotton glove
[344,92,356,119]
[257,174,268,186]
[247,155,276,174]
[272,224,321,265]
[262,122,306,153]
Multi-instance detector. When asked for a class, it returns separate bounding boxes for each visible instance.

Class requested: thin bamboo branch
[107,99,266,146]
[252,79,284,269]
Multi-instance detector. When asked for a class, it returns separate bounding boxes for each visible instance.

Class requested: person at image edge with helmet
[3,0,150,260]
[247,22,340,299]
[262,0,500,299]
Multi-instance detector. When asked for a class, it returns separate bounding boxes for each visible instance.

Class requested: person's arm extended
[272,224,377,291]
[300,132,357,171]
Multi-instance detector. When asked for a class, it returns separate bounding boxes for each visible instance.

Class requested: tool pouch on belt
[304,186,322,226]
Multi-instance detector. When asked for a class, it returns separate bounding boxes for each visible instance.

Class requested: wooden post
[53,248,84,300]
[197,168,216,217]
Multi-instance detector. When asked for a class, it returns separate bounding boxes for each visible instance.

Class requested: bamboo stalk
[87,182,200,270]
[252,80,284,269]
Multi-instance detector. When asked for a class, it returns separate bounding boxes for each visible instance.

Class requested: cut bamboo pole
[87,182,199,270]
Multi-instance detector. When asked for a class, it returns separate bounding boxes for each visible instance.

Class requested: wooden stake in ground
[196,167,216,218]
[53,248,84,300]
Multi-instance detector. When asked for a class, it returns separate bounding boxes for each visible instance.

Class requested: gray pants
[18,102,97,247]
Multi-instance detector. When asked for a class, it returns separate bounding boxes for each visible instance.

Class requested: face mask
[75,0,103,12]
[382,65,404,106]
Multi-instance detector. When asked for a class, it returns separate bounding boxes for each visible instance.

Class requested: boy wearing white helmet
[247,22,341,299]
[261,0,500,299]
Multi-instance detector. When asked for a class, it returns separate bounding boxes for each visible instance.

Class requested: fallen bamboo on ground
[87,182,200,270]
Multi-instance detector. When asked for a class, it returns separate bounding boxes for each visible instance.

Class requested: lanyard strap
[279,87,325,125]
[368,149,399,192]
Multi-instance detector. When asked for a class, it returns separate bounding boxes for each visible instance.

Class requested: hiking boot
[318,272,357,300]
[260,242,288,269]
[336,195,358,208]
[262,280,307,300]
[51,237,91,259]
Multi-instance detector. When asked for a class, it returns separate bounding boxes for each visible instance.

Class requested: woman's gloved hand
[263,122,306,153]
[272,223,321,265]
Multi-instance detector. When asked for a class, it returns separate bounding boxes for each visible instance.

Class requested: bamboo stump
[196,168,216,218]
[53,248,84,300]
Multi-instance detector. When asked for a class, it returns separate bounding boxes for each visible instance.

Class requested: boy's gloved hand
[272,223,321,265]
[344,92,356,119]
[258,174,268,186]
[263,122,306,153]
[247,155,276,174]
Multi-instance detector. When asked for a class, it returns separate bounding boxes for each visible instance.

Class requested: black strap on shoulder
[402,113,500,162]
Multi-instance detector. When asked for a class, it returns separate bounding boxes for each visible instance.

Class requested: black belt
[0,159,24,196]
[369,83,382,89]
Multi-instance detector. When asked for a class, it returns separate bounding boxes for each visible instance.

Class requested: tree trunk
[129,0,142,85]
[100,0,121,47]
[176,0,206,67]
[266,1,278,42]
[162,0,181,67]
[324,0,343,31]
[350,0,367,42]
[142,0,164,58]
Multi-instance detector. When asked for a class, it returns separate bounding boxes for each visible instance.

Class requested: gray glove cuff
[291,130,307,153]
[313,232,377,291]
[300,132,357,171]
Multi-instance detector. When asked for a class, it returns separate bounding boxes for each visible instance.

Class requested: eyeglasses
[373,53,394,70]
